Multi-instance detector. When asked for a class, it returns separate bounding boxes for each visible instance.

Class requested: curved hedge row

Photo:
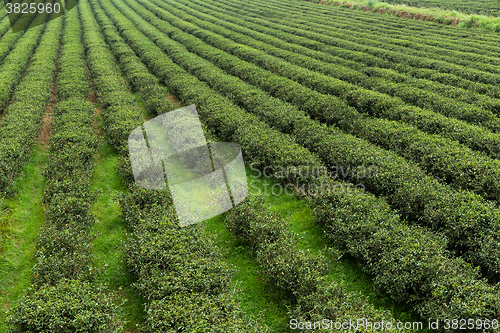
[96,0,500,324]
[211,0,500,98]
[170,0,500,122]
[227,0,500,112]
[169,0,500,114]
[221,0,500,87]
[112,0,500,281]
[367,0,500,17]
[143,0,500,161]
[215,0,500,59]
[93,0,321,177]
[226,195,400,332]
[230,0,500,75]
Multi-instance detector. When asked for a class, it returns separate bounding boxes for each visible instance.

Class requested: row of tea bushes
[215,0,500,99]
[8,8,121,332]
[237,0,500,74]
[120,188,269,332]
[0,1,68,97]
[215,0,500,59]
[0,12,55,195]
[94,4,175,119]
[150,0,500,160]
[9,100,119,332]
[311,176,500,322]
[95,0,403,328]
[79,0,143,155]
[227,0,500,86]
[140,0,500,202]
[169,0,500,121]
[56,10,89,101]
[0,0,41,74]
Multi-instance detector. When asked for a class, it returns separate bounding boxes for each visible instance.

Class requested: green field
[1,0,500,331]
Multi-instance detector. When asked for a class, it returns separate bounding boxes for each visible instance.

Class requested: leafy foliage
[8,280,121,333]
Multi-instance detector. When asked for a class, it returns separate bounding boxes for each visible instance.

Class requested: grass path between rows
[0,146,46,331]
[91,142,145,333]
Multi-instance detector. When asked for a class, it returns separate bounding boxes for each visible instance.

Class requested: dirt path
[167,92,182,108]
[37,82,57,146]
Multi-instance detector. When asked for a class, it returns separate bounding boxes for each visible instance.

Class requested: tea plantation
[1,0,500,331]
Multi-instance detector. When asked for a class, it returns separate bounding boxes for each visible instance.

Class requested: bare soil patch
[398,10,411,18]
[37,82,56,146]
[93,106,102,133]
[88,88,103,136]
[167,93,182,108]
[88,88,98,104]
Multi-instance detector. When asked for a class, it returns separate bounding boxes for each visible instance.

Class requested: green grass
[204,216,293,332]
[0,146,47,331]
[91,142,145,332]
